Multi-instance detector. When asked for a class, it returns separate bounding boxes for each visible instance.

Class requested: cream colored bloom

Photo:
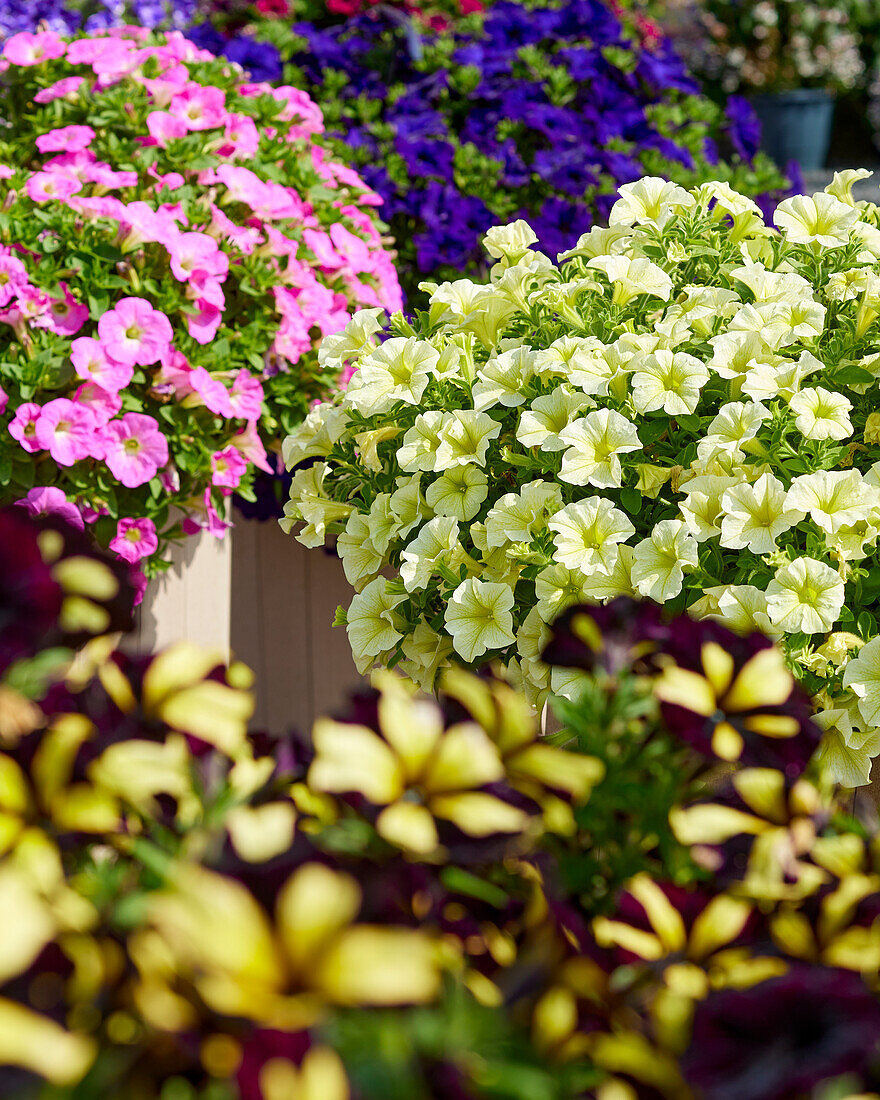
[426,279,518,350]
[728,302,794,351]
[534,563,592,622]
[346,337,440,414]
[786,470,879,536]
[485,480,562,548]
[397,412,445,473]
[842,635,880,728]
[336,512,385,594]
[318,307,385,371]
[434,410,502,470]
[731,262,813,304]
[425,465,488,521]
[558,409,641,489]
[814,722,873,788]
[365,493,401,556]
[707,330,774,380]
[742,350,823,403]
[774,193,860,248]
[765,557,845,635]
[483,220,538,263]
[346,577,406,661]
[825,168,873,206]
[445,578,516,662]
[581,543,636,601]
[282,405,350,468]
[473,347,536,411]
[693,180,761,219]
[789,386,853,441]
[587,255,674,306]
[630,519,699,603]
[697,400,770,463]
[400,517,465,592]
[679,474,739,541]
[390,474,427,539]
[557,224,633,261]
[719,473,800,554]
[516,386,593,451]
[608,176,694,230]
[399,622,455,691]
[711,584,776,636]
[548,497,635,574]
[630,350,709,416]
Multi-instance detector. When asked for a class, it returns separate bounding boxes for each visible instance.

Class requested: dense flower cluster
[0,27,400,574]
[2,521,879,1099]
[0,0,196,37]
[285,172,880,786]
[191,0,790,300]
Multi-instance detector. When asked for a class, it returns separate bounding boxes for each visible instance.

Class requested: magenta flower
[109,516,159,563]
[182,488,230,539]
[17,486,84,530]
[228,370,264,420]
[41,283,89,337]
[8,403,42,453]
[36,126,96,154]
[2,31,66,66]
[233,420,273,473]
[97,297,173,368]
[211,445,248,490]
[103,412,169,488]
[72,383,122,432]
[146,111,188,147]
[167,231,228,283]
[169,85,227,131]
[187,300,223,344]
[188,366,235,417]
[0,254,28,308]
[34,77,84,104]
[71,336,133,392]
[33,398,95,466]
[25,172,82,203]
[0,385,7,415]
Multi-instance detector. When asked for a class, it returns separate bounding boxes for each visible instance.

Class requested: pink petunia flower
[36,125,96,154]
[8,403,42,452]
[169,85,227,131]
[71,336,133,392]
[103,412,169,488]
[182,487,231,539]
[167,231,228,282]
[72,382,122,433]
[0,254,28,308]
[33,398,95,466]
[218,114,260,159]
[17,486,84,530]
[0,385,6,414]
[232,419,272,473]
[146,111,188,147]
[186,300,222,344]
[188,366,234,416]
[3,31,67,66]
[25,172,82,203]
[109,516,159,563]
[98,297,173,367]
[34,76,84,104]
[210,445,248,489]
[227,370,264,420]
[40,282,89,336]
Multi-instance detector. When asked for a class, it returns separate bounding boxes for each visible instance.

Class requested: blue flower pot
[750,89,835,170]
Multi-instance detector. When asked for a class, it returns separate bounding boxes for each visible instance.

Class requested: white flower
[398,411,446,473]
[445,578,516,662]
[630,350,709,416]
[728,302,794,350]
[785,470,879,536]
[742,350,823,402]
[282,404,349,467]
[426,279,518,350]
[346,577,406,661]
[483,220,538,263]
[587,255,674,306]
[731,263,813,305]
[697,400,770,462]
[425,465,488,521]
[338,512,385,591]
[679,474,739,541]
[842,635,880,729]
[608,176,695,229]
[534,563,592,622]
[789,387,853,441]
[825,168,873,206]
[318,308,385,371]
[712,584,777,637]
[390,474,427,539]
[707,330,774,380]
[557,224,633,260]
[434,410,502,470]
[346,337,440,414]
[548,497,635,574]
[400,517,464,592]
[630,519,699,603]
[765,557,845,634]
[516,386,593,451]
[558,408,641,489]
[485,480,562,548]
[774,193,860,248]
[364,493,401,556]
[814,712,874,787]
[473,347,537,411]
[719,473,800,554]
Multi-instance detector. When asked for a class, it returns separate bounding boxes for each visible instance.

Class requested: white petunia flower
[814,712,874,787]
[558,408,641,489]
[390,474,428,539]
[346,577,406,661]
[630,350,709,415]
[282,404,350,468]
[789,386,853,441]
[346,337,440,414]
[434,410,502,470]
[445,578,516,662]
[679,474,739,541]
[719,473,801,554]
[630,519,699,603]
[425,465,489,521]
[608,176,695,230]
[697,400,771,463]
[473,347,537,411]
[825,168,873,206]
[765,557,845,634]
[318,307,385,371]
[731,262,813,305]
[338,512,385,591]
[483,220,538,263]
[728,302,795,351]
[400,517,465,592]
[397,411,446,473]
[557,224,633,260]
[742,349,824,403]
[707,330,775,380]
[587,255,674,306]
[785,470,880,536]
[426,279,518,350]
[774,193,860,248]
[399,622,455,692]
[580,543,637,602]
[516,386,593,451]
[485,480,562,548]
[548,497,636,574]
[534,563,592,622]
[843,636,880,729]
[365,493,401,556]
[712,584,777,637]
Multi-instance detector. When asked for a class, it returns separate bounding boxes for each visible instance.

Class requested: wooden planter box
[132,518,361,733]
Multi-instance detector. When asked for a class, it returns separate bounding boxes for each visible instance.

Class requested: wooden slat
[307,543,362,725]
